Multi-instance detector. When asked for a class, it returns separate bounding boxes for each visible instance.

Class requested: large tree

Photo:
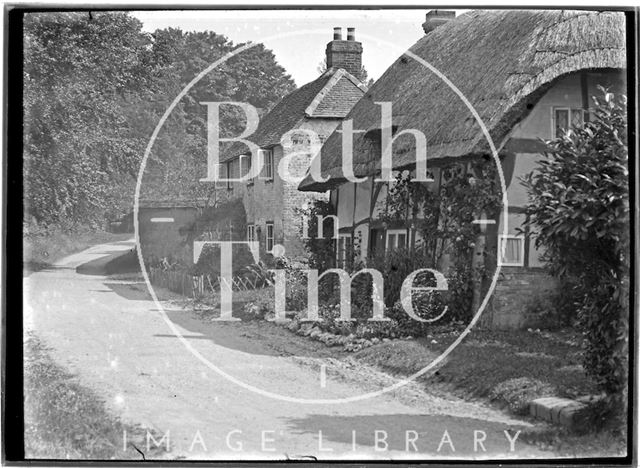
[23,12,296,228]
[140,28,296,206]
[24,12,160,227]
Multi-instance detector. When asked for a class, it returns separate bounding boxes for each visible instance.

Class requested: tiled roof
[221,68,366,162]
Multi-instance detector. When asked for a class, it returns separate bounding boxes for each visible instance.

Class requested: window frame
[246,224,255,243]
[226,161,232,190]
[265,222,275,253]
[386,228,409,251]
[498,234,525,267]
[214,163,227,190]
[240,154,252,185]
[259,149,274,181]
[551,107,587,138]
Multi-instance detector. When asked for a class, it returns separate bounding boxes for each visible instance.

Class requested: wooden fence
[148,265,273,299]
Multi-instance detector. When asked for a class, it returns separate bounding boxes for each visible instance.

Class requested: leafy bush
[189,198,252,276]
[385,296,448,338]
[523,89,629,417]
[524,280,582,329]
[242,288,276,320]
[367,248,438,306]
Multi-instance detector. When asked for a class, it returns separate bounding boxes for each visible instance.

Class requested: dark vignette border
[4,6,25,464]
[2,4,637,467]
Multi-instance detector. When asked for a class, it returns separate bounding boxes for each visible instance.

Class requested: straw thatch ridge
[299,9,627,191]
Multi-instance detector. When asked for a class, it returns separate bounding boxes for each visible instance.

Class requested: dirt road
[24,239,552,460]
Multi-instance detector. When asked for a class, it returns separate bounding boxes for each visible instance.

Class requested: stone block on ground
[530,396,587,429]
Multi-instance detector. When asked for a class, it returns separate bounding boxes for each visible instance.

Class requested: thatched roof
[221,68,366,162]
[299,9,626,191]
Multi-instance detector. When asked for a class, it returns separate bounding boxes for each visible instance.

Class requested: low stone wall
[483,267,558,330]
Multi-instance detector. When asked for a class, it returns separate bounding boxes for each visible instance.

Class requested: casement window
[260,149,274,181]
[552,107,587,138]
[215,163,228,190]
[266,222,275,253]
[498,235,525,267]
[226,161,232,190]
[337,233,352,269]
[240,154,252,183]
[386,229,408,251]
[226,159,240,190]
[246,224,256,243]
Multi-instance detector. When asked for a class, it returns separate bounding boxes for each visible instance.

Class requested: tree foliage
[523,89,629,408]
[23,12,296,229]
[139,28,295,206]
[24,12,159,227]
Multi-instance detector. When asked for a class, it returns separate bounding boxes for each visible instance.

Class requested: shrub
[523,89,629,418]
[242,289,275,320]
[525,280,582,329]
[367,248,439,306]
[385,295,448,337]
[189,198,250,276]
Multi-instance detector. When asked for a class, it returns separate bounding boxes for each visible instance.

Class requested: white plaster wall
[337,182,354,229]
[354,179,372,224]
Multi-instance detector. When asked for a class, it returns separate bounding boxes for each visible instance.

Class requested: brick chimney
[326,26,363,80]
[422,10,455,34]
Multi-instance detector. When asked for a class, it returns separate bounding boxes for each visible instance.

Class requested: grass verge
[357,327,597,404]
[24,334,159,460]
[353,326,626,456]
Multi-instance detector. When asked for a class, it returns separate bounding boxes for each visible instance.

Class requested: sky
[130,9,449,86]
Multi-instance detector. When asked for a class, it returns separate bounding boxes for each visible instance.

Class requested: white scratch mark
[472,219,496,225]
[320,364,327,388]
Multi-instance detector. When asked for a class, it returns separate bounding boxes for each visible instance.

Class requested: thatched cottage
[299,10,627,328]
[220,27,367,261]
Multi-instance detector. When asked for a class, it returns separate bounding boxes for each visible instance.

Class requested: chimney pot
[422,10,455,35]
[347,27,355,41]
[326,27,363,79]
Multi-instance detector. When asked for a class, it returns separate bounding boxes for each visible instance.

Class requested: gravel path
[24,239,553,460]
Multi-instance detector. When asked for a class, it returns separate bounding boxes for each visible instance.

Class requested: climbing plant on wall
[381,160,502,321]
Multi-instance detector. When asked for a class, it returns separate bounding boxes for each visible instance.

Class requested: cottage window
[247,224,256,243]
[266,222,275,253]
[337,233,352,269]
[552,108,586,138]
[215,163,228,190]
[386,229,408,251]
[240,154,252,183]
[226,159,240,190]
[498,235,525,267]
[260,149,274,181]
